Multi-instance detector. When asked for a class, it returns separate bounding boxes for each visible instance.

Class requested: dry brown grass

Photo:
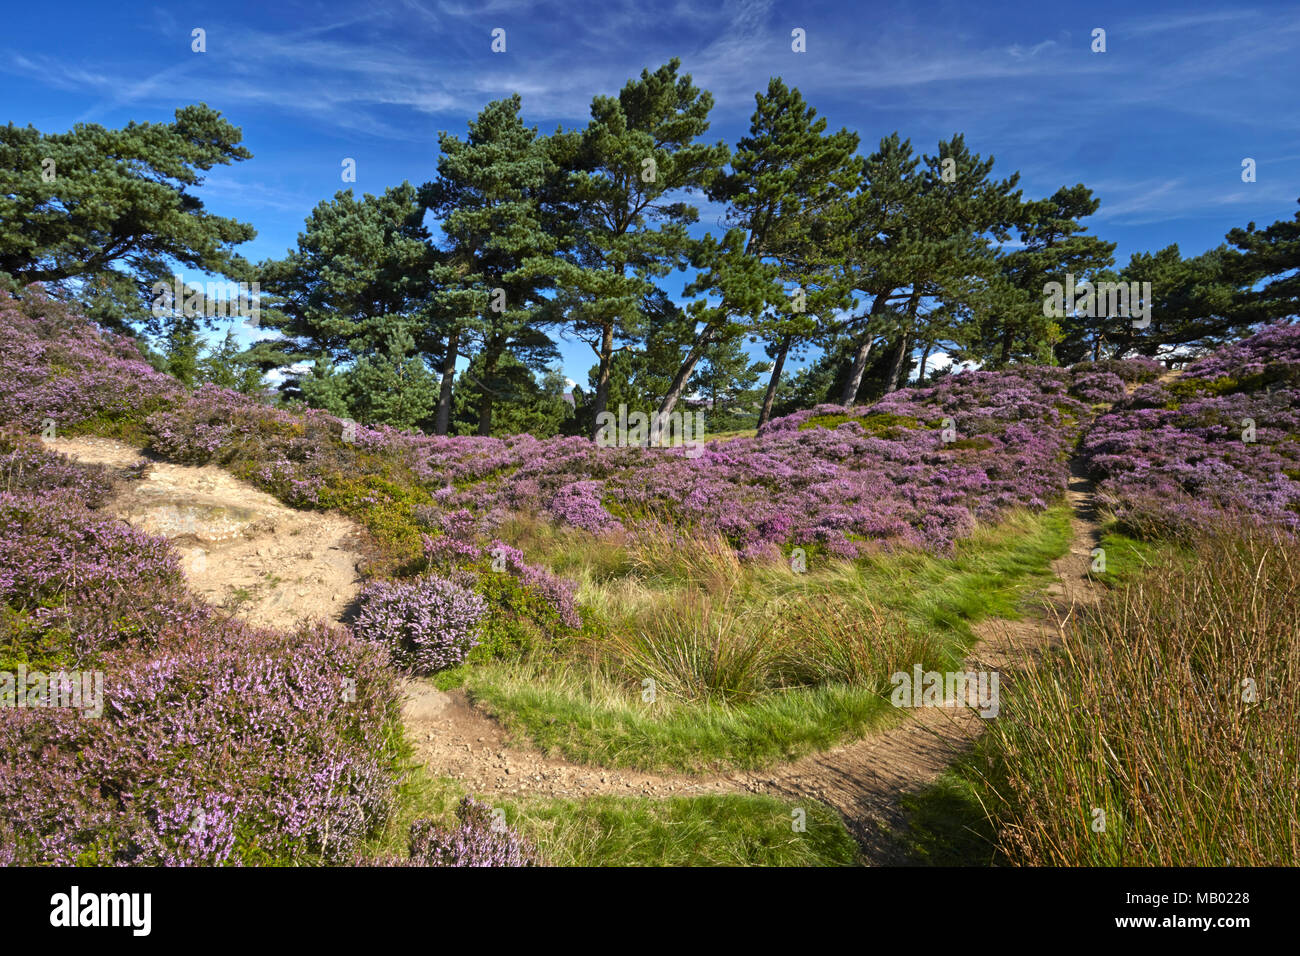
[981,524,1300,865]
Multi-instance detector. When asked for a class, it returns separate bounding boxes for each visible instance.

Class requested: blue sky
[3,0,1298,381]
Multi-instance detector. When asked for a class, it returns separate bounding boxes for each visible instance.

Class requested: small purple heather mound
[1070,356,1166,384]
[0,617,401,866]
[487,541,582,629]
[406,797,538,867]
[1069,371,1128,404]
[353,575,488,673]
[1083,322,1300,537]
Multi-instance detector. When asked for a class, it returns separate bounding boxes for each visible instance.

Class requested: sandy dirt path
[47,436,365,630]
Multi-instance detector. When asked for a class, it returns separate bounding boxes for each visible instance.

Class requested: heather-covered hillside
[1083,322,1300,535]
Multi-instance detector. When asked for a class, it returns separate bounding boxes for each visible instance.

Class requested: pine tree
[347,329,439,430]
[199,324,265,394]
[1226,197,1300,324]
[298,353,352,418]
[832,133,1021,401]
[255,183,434,425]
[708,79,863,427]
[971,184,1115,367]
[423,96,558,436]
[687,334,766,431]
[452,357,573,438]
[0,105,256,333]
[1093,245,1240,361]
[163,314,201,387]
[832,133,922,404]
[531,60,728,438]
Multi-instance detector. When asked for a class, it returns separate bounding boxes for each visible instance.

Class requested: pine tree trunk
[917,341,932,384]
[840,292,891,405]
[885,293,921,393]
[657,324,715,421]
[998,325,1014,367]
[757,334,792,429]
[590,320,615,440]
[840,336,874,406]
[885,333,908,393]
[476,350,499,437]
[434,326,458,436]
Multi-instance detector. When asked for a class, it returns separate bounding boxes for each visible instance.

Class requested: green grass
[457,505,1074,775]
[895,761,1000,866]
[1092,525,1185,587]
[702,427,758,442]
[798,410,923,437]
[842,505,1073,645]
[468,665,897,773]
[510,793,858,866]
[364,762,859,866]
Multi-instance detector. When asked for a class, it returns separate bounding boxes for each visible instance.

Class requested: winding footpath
[52,434,1104,865]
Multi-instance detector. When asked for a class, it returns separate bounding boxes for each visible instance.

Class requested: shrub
[484,541,581,630]
[1068,371,1127,404]
[0,618,401,866]
[406,797,537,867]
[353,575,488,673]
[1071,356,1165,384]
[0,492,187,664]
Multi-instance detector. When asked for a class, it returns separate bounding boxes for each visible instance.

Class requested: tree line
[2,61,1297,438]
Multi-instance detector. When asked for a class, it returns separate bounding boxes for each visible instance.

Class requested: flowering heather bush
[0,492,188,664]
[548,479,626,533]
[486,541,582,630]
[0,428,117,507]
[0,618,401,866]
[1183,321,1300,381]
[406,797,537,866]
[0,290,182,439]
[374,366,1084,558]
[417,512,581,633]
[420,507,490,566]
[353,575,488,673]
[1083,322,1300,536]
[1071,356,1166,384]
[147,382,301,464]
[1068,371,1127,404]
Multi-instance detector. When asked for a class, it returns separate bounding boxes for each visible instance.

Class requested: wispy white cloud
[1124,9,1261,36]
[1008,39,1058,59]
